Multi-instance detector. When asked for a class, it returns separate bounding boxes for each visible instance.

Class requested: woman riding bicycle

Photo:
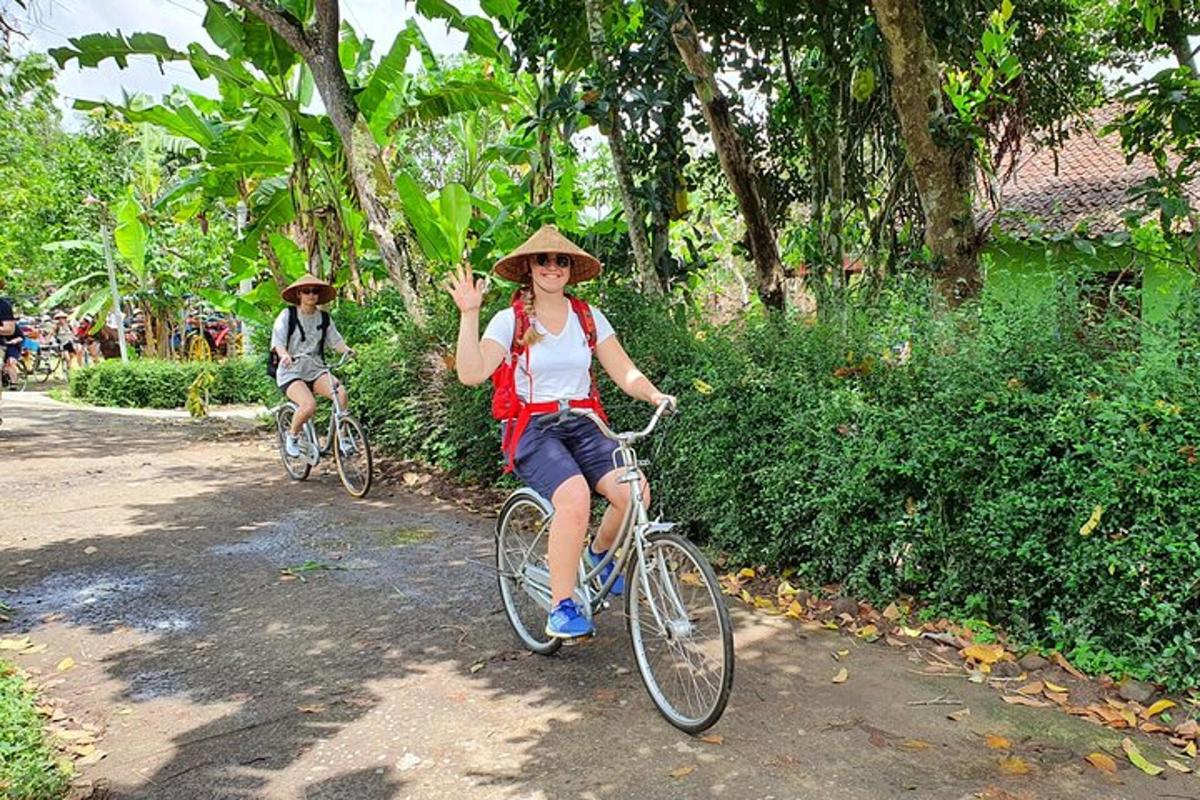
[272,275,354,459]
[447,225,675,642]
[49,310,82,371]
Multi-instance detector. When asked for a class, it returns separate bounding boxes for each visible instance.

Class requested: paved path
[0,394,1187,800]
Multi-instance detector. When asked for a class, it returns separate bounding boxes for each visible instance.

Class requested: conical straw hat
[493,225,602,284]
[281,274,336,305]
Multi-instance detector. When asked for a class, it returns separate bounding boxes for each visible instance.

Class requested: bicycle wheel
[187,335,212,362]
[496,492,562,656]
[36,351,54,383]
[626,531,734,733]
[276,406,311,481]
[333,415,373,498]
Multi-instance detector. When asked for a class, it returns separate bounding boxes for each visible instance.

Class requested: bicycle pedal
[560,633,596,647]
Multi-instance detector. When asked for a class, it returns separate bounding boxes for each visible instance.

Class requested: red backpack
[491,292,607,473]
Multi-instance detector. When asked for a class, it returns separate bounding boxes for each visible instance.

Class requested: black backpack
[267,307,330,379]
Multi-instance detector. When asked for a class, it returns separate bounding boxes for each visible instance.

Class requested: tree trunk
[583,0,660,295]
[663,0,786,310]
[871,0,981,305]
[1162,8,1197,74]
[231,0,424,320]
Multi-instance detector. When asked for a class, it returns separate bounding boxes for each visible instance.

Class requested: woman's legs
[310,371,348,408]
[285,380,317,434]
[592,468,650,553]
[548,475,591,604]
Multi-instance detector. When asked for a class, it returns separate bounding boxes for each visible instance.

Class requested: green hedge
[68,357,275,409]
[342,282,1200,689]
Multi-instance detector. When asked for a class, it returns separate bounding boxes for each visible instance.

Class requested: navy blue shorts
[510,415,623,501]
[3,342,21,363]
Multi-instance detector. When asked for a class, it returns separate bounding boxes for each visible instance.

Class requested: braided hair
[520,257,545,347]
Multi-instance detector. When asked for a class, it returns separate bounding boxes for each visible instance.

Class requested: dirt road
[0,393,1185,799]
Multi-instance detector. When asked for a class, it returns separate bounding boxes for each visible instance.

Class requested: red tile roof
[978,104,1199,237]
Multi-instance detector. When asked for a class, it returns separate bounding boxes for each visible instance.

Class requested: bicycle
[274,352,373,498]
[494,400,734,733]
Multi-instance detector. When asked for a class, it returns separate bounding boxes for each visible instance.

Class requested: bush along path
[1,394,1196,799]
[0,655,74,800]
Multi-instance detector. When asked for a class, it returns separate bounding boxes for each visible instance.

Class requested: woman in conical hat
[272,274,355,459]
[445,224,676,642]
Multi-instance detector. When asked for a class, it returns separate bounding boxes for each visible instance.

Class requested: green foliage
[0,661,72,800]
[69,357,275,409]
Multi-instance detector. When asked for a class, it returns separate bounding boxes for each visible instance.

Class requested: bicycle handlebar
[290,350,354,369]
[563,398,675,445]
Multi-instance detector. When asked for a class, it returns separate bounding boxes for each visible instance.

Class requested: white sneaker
[284,432,301,458]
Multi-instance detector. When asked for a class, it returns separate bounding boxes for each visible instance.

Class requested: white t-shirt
[482,304,615,404]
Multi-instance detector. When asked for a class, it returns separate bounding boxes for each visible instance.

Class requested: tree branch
[228,0,313,60]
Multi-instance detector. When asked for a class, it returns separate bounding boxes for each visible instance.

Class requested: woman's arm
[595,336,673,406]
[445,264,505,386]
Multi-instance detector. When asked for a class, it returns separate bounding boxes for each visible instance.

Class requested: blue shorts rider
[446,225,675,641]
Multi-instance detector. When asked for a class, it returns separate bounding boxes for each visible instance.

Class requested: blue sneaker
[545,598,594,640]
[587,546,624,596]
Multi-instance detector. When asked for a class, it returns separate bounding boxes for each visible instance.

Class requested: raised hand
[444,263,490,313]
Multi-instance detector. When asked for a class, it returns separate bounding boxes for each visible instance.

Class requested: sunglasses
[534,253,572,269]
[298,287,322,295]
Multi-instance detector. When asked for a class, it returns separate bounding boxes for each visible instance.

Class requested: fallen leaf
[1043,680,1069,694]
[986,734,1012,750]
[1045,691,1070,705]
[71,744,96,757]
[469,662,484,674]
[784,600,804,618]
[1079,505,1104,537]
[903,739,933,750]
[1122,737,1164,776]
[947,708,971,722]
[1141,722,1170,734]
[885,636,908,647]
[752,595,774,610]
[1164,759,1192,774]
[296,704,326,714]
[0,637,32,651]
[900,626,923,638]
[83,546,98,555]
[736,568,756,580]
[55,729,95,742]
[822,620,839,631]
[1186,741,1197,757]
[857,624,879,641]
[832,668,848,684]
[962,644,1006,665]
[56,657,75,672]
[1016,682,1044,696]
[1050,652,1086,679]
[1002,695,1051,708]
[669,766,694,779]
[883,603,901,621]
[18,643,48,655]
[1176,719,1200,738]
[699,734,723,745]
[739,589,753,605]
[1145,699,1177,719]
[832,649,850,661]
[998,755,1030,775]
[1085,752,1118,774]
[76,749,107,766]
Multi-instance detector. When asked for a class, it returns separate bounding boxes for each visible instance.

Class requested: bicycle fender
[642,521,678,535]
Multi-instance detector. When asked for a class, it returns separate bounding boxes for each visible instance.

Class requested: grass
[0,660,71,800]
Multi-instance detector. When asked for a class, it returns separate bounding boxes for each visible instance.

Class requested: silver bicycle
[495,400,734,733]
[275,352,373,498]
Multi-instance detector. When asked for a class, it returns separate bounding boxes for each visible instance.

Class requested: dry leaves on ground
[1085,752,1118,774]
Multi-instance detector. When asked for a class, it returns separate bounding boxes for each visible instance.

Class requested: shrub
[68,358,275,409]
[0,661,71,800]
